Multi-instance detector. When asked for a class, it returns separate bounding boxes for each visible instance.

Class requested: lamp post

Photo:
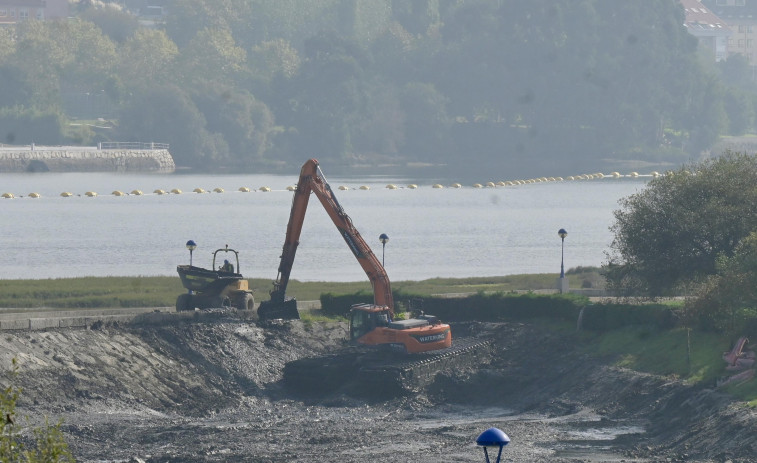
[379,233,389,267]
[186,240,197,266]
[557,229,569,294]
[558,229,567,278]
[476,427,510,463]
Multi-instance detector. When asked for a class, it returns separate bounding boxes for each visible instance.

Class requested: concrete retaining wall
[0,301,323,331]
[0,147,175,173]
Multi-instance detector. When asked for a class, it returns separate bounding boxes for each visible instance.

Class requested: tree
[605,151,757,296]
[0,27,14,63]
[686,232,757,333]
[117,28,179,90]
[191,85,275,166]
[80,4,140,43]
[177,27,247,88]
[116,85,228,167]
[272,32,369,162]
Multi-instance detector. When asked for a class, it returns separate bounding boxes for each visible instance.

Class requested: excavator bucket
[257,298,300,321]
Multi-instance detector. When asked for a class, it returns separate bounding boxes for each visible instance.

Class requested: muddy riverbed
[0,310,754,462]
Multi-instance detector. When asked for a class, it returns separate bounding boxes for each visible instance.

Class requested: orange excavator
[258,158,452,354]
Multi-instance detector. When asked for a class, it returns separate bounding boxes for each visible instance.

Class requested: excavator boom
[258,159,392,319]
[259,159,451,355]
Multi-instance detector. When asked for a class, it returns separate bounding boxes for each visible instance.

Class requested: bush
[320,290,677,332]
[0,359,74,463]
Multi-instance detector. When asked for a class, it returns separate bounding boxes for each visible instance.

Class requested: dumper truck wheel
[236,293,254,312]
[176,294,191,312]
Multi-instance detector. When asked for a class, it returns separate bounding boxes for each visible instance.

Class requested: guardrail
[98,142,169,150]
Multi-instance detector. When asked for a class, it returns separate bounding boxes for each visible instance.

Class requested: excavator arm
[258,159,393,320]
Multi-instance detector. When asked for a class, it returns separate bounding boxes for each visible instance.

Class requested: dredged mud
[0,310,755,462]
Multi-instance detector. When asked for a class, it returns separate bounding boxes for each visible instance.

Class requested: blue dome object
[476,427,510,447]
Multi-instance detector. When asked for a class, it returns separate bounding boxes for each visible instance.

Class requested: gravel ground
[0,310,754,462]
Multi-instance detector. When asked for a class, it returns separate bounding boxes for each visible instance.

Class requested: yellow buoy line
[0,171,663,199]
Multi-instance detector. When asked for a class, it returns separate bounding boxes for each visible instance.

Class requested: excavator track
[283,337,493,398]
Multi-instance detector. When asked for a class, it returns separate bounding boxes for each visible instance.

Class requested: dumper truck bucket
[258,298,300,321]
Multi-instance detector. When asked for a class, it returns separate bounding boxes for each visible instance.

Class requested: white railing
[98,142,169,150]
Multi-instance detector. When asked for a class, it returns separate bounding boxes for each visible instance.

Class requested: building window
[9,9,15,18]
[19,8,28,20]
[739,39,745,47]
[739,25,747,33]
[0,9,6,17]
[36,9,43,20]
[749,39,754,48]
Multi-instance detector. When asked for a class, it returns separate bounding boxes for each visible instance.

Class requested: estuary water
[0,171,649,282]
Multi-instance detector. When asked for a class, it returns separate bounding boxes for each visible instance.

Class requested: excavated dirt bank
[0,310,755,462]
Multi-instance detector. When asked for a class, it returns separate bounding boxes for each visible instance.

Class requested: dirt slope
[0,311,754,462]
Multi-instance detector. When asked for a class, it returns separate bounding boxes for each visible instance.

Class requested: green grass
[580,324,757,401]
[588,326,724,381]
[0,271,596,310]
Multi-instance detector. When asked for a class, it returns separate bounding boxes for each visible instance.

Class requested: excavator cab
[349,304,391,342]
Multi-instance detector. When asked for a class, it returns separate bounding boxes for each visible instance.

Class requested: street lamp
[476,427,510,463]
[558,228,568,278]
[379,233,389,267]
[186,240,197,266]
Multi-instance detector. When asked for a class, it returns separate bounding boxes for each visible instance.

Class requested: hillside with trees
[0,0,755,177]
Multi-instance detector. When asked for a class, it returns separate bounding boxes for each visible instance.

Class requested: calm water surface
[0,172,648,281]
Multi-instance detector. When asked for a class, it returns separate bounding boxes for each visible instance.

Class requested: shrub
[0,359,74,463]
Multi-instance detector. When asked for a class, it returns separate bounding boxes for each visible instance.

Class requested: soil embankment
[0,310,755,462]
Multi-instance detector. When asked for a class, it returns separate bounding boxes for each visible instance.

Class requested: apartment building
[703,0,757,63]
[0,0,69,25]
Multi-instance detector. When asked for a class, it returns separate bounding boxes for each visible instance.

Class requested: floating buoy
[629,172,639,177]
[28,192,40,198]
[286,185,296,191]
[60,192,73,197]
[259,186,271,192]
[450,183,462,188]
[85,191,97,197]
[112,190,124,196]
[651,171,660,177]
[238,187,250,192]
[338,185,349,190]
[486,182,496,187]
[193,188,205,193]
[130,190,143,196]
[213,187,224,193]
[555,177,564,181]
[1,192,14,199]
[385,184,397,189]
[473,183,483,188]
[407,184,418,189]
[359,185,370,190]
[497,181,506,186]
[153,189,166,195]
[171,188,182,194]
[432,184,444,189]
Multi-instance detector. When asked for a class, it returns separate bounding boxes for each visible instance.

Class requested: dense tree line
[0,0,755,175]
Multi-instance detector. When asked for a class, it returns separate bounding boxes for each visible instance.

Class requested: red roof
[680,0,729,33]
